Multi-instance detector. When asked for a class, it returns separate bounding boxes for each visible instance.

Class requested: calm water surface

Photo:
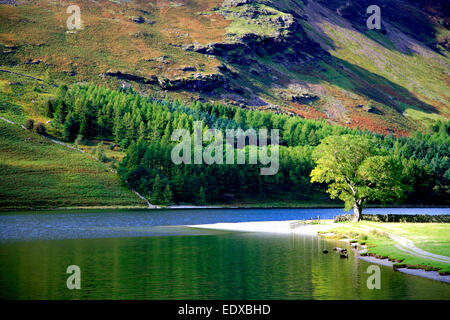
[0,208,449,299]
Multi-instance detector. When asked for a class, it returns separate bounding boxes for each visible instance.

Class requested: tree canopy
[46,84,449,207]
[310,135,407,221]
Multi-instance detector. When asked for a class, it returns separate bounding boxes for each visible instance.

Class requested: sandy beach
[187,220,337,235]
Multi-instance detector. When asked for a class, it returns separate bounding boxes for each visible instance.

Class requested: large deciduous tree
[310,135,406,221]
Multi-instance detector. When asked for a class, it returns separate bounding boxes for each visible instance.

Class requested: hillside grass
[0,121,146,209]
[1,0,448,136]
[0,72,53,124]
[0,0,223,81]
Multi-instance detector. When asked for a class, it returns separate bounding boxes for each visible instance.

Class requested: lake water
[0,208,449,299]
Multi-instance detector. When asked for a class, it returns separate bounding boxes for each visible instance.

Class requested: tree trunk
[353,201,362,222]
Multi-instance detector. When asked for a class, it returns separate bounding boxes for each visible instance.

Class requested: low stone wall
[334,213,450,223]
[362,214,450,223]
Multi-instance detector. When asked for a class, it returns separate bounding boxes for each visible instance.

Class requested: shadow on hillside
[318,57,439,114]
[302,0,448,56]
[221,51,439,117]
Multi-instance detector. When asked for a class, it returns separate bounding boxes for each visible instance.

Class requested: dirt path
[0,116,156,209]
[0,69,43,81]
[389,233,450,264]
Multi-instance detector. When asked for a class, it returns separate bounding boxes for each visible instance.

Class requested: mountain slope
[0,0,448,135]
[0,119,146,209]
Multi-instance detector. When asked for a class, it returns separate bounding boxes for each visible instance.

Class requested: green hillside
[0,120,146,209]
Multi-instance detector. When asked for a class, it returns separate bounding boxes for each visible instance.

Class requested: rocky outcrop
[131,16,155,25]
[292,93,319,104]
[179,66,197,72]
[438,38,450,51]
[104,70,227,93]
[367,106,383,115]
[132,16,145,23]
[2,45,17,54]
[223,0,256,7]
[111,2,323,102]
[355,104,384,115]
[189,1,323,67]
[25,58,43,65]
[174,1,326,107]
[158,73,228,93]
[104,70,158,85]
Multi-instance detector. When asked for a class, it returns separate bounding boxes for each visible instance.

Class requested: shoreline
[186,220,450,284]
[358,255,450,283]
[0,204,341,212]
[1,204,449,212]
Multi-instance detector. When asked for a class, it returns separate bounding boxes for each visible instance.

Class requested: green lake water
[0,208,449,299]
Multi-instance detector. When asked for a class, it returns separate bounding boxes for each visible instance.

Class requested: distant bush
[110,158,118,169]
[334,213,450,223]
[95,145,108,163]
[359,233,369,240]
[74,135,83,146]
[34,122,46,135]
[25,119,34,130]
[32,83,42,92]
[334,214,353,222]
[362,214,450,223]
[369,229,389,237]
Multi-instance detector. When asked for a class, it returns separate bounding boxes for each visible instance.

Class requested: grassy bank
[320,222,450,274]
[0,121,146,209]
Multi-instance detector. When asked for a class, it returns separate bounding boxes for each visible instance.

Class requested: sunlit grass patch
[322,222,450,274]
[0,121,145,209]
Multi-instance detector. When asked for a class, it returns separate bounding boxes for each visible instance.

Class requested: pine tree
[138,121,146,141]
[162,122,172,141]
[56,85,68,100]
[124,112,135,142]
[308,129,319,146]
[62,114,79,142]
[78,112,88,139]
[55,100,68,124]
[45,99,56,118]
[195,187,207,205]
[162,184,173,206]
[150,175,164,205]
[172,169,185,201]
